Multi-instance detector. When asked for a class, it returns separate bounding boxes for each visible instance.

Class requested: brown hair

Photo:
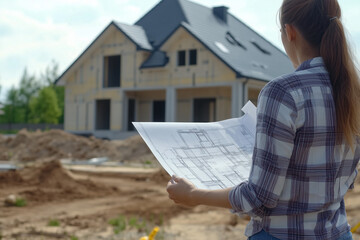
[280,0,360,148]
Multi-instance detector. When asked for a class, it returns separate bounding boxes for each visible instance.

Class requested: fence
[0,123,63,132]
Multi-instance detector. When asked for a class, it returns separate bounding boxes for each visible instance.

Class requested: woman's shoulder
[262,72,298,93]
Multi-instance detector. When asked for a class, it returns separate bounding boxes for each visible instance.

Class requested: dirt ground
[0,130,360,240]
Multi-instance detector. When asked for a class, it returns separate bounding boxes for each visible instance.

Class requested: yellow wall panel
[176,99,192,122]
[65,103,77,131]
[77,103,87,131]
[62,24,261,133]
[111,100,122,130]
[138,101,151,121]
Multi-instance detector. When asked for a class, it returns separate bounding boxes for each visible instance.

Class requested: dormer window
[177,50,186,66]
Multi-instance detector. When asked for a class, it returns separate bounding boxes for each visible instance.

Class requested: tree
[18,68,41,122]
[0,84,3,115]
[41,60,64,123]
[29,87,61,124]
[41,59,59,86]
[0,87,25,124]
[0,61,64,125]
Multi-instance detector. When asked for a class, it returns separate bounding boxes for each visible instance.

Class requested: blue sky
[0,0,359,100]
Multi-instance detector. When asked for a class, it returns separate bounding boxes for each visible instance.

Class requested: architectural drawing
[134,101,257,190]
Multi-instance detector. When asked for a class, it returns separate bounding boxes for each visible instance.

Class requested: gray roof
[135,0,293,81]
[113,22,153,51]
[56,0,293,85]
[141,51,169,68]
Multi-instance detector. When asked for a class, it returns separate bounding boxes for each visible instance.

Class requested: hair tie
[329,16,338,21]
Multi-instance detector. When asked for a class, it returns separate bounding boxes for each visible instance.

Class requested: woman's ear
[284,24,296,42]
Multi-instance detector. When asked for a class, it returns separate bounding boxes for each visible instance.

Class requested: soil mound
[0,171,24,187]
[112,135,152,161]
[3,160,118,203]
[0,129,153,163]
[151,168,171,184]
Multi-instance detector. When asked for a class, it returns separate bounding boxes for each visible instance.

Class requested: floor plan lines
[134,101,257,190]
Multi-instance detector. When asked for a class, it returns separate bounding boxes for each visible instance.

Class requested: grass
[108,215,126,234]
[47,219,60,227]
[128,216,147,231]
[70,236,79,240]
[0,129,19,134]
[14,197,27,207]
[108,214,165,237]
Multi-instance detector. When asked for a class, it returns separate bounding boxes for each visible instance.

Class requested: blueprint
[133,101,257,190]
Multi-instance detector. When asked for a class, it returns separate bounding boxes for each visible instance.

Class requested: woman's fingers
[166,176,198,207]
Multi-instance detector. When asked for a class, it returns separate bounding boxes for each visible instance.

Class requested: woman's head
[279,0,340,48]
[279,0,360,148]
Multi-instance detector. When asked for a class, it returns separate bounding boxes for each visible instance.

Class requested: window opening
[177,50,186,66]
[96,99,111,130]
[189,49,197,65]
[103,55,121,87]
[153,100,166,122]
[193,98,216,122]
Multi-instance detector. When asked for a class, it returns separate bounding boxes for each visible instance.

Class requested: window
[152,100,165,122]
[103,55,121,87]
[193,98,216,122]
[96,99,111,130]
[250,41,271,55]
[189,49,197,65]
[127,99,136,131]
[177,50,186,66]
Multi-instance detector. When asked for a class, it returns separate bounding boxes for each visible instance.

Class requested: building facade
[56,0,293,139]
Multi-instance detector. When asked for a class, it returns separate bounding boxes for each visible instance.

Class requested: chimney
[213,6,229,23]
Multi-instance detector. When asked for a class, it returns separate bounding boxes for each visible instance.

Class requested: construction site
[0,129,359,240]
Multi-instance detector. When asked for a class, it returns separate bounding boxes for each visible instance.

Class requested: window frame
[103,55,121,88]
[189,49,197,66]
[177,50,186,66]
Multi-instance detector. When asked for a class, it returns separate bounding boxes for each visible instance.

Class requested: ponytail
[280,0,360,148]
[321,17,360,148]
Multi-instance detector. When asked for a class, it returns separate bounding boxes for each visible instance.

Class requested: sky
[1,0,360,100]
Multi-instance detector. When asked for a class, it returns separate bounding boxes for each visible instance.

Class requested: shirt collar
[295,57,324,71]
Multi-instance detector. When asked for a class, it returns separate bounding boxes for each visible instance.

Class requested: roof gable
[136,0,293,81]
[135,0,188,48]
[57,0,294,85]
[56,22,150,85]
[113,22,152,51]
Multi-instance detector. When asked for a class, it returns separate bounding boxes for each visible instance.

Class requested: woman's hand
[166,175,234,209]
[166,175,198,207]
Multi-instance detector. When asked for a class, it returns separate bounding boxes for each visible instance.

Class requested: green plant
[144,160,152,165]
[128,216,147,232]
[70,236,78,240]
[14,197,27,207]
[128,216,138,227]
[0,130,19,134]
[157,213,164,226]
[108,215,126,234]
[149,213,164,226]
[48,219,60,227]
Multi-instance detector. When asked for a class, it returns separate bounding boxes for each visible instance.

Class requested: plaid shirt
[229,57,360,240]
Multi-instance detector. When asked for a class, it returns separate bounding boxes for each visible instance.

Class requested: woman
[166,0,360,239]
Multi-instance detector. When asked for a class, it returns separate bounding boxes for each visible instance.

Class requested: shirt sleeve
[229,80,298,217]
